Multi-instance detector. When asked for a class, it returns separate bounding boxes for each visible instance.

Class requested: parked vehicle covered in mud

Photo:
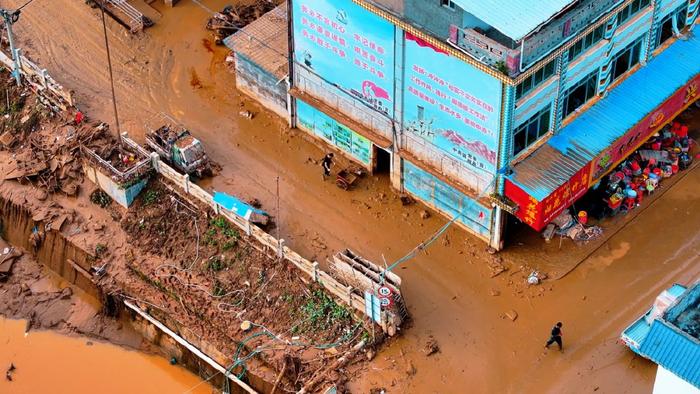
[145,114,211,178]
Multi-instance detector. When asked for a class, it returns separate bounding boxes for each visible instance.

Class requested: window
[617,0,651,26]
[562,71,598,119]
[515,59,557,100]
[656,4,689,48]
[610,38,642,81]
[440,0,455,10]
[568,24,606,62]
[512,107,551,156]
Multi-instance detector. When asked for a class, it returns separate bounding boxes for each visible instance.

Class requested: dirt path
[5,1,700,393]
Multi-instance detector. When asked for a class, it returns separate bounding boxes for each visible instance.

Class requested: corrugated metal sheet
[452,0,576,40]
[224,3,289,79]
[509,32,700,200]
[621,284,688,351]
[640,321,700,388]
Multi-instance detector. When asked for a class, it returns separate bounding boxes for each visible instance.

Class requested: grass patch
[90,189,112,208]
[142,189,160,206]
[298,288,352,332]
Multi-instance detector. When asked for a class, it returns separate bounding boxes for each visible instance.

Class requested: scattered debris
[527,271,541,285]
[424,335,440,356]
[399,194,414,206]
[5,363,15,381]
[0,248,22,281]
[239,110,255,119]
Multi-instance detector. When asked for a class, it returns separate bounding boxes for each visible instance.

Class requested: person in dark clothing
[545,322,564,351]
[321,153,334,180]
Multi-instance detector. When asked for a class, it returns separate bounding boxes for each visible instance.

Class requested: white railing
[0,48,74,111]
[107,0,145,32]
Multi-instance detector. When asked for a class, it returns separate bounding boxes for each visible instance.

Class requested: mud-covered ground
[3,0,700,393]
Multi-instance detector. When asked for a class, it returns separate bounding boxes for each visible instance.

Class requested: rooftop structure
[622,282,700,391]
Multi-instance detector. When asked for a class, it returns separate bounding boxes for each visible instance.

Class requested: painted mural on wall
[297,100,372,165]
[403,161,492,238]
[292,0,395,116]
[403,32,502,174]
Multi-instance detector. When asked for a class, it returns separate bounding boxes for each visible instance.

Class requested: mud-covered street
[2,0,699,393]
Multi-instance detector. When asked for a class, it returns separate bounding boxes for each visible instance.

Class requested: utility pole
[0,8,23,85]
[98,1,123,148]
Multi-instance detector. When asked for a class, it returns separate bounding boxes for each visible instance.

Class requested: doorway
[375,147,391,173]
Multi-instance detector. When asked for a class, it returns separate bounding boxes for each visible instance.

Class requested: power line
[17,0,36,11]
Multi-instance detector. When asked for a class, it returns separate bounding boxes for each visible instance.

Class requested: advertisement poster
[297,100,372,165]
[403,32,502,174]
[403,161,492,237]
[293,0,395,116]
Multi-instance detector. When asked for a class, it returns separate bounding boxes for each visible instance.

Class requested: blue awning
[509,33,700,201]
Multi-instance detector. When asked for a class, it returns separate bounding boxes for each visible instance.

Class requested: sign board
[292,0,395,116]
[505,164,592,231]
[364,291,382,324]
[402,32,502,174]
[297,99,372,164]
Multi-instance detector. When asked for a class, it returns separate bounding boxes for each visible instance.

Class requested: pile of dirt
[0,237,142,348]
[0,71,122,195]
[118,180,370,391]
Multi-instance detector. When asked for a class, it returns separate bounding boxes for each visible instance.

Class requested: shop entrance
[375,147,391,173]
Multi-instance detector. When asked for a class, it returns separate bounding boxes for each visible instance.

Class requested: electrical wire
[380,175,499,282]
[16,0,37,11]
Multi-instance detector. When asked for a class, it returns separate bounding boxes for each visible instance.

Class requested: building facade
[287,0,700,249]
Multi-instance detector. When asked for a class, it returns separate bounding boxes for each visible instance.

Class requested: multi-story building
[286,0,700,249]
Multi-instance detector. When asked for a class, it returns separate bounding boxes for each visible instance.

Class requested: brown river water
[0,318,210,394]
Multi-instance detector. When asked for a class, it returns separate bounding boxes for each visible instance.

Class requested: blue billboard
[292,0,395,116]
[403,33,502,173]
[403,161,492,238]
[297,99,372,165]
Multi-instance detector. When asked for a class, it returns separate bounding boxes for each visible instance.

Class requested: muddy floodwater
[0,318,210,394]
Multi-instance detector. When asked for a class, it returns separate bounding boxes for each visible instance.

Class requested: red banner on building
[506,73,699,231]
[589,74,700,184]
[505,163,592,231]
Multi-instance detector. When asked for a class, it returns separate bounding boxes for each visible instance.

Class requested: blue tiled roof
[639,321,700,388]
[509,32,700,201]
[452,0,576,40]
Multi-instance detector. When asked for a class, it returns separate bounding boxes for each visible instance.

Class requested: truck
[145,114,212,178]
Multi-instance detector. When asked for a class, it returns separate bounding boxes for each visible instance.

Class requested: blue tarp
[509,32,700,200]
[213,191,267,220]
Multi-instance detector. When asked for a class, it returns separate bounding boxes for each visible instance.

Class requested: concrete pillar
[390,153,402,191]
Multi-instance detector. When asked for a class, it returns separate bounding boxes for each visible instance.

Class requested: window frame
[512,107,552,157]
[617,0,651,26]
[568,24,606,62]
[562,71,598,119]
[440,0,456,10]
[515,58,557,100]
[610,37,643,82]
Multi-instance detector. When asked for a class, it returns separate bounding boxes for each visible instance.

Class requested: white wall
[653,366,700,394]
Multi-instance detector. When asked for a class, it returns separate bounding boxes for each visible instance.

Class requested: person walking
[545,322,564,351]
[321,153,334,180]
